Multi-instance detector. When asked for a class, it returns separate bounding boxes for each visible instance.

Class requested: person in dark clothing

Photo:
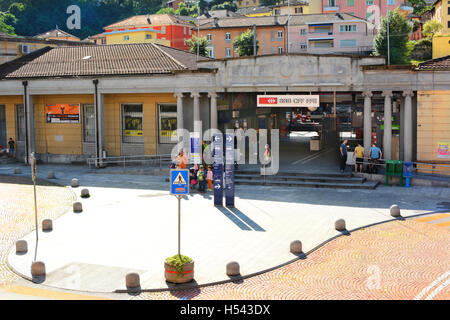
[339,140,348,172]
[8,138,15,158]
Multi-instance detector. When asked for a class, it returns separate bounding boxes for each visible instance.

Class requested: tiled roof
[0,47,53,79]
[34,28,80,40]
[0,43,208,79]
[104,14,193,29]
[236,6,273,15]
[199,13,368,29]
[272,0,308,8]
[416,55,450,71]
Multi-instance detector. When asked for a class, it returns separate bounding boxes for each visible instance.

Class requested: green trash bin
[385,160,403,186]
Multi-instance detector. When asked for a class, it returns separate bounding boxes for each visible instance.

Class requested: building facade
[235,0,261,9]
[103,14,194,50]
[34,28,81,42]
[272,0,310,16]
[431,0,450,58]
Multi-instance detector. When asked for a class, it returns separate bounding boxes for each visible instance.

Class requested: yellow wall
[273,4,309,15]
[432,35,450,58]
[433,0,450,35]
[246,12,272,17]
[236,0,260,9]
[105,30,171,46]
[417,91,450,175]
[103,93,176,156]
[308,0,322,14]
[0,96,22,143]
[34,95,93,155]
[0,40,57,65]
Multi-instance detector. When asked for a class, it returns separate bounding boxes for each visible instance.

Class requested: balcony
[323,6,339,12]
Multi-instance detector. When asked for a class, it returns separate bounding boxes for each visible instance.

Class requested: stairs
[234,170,380,190]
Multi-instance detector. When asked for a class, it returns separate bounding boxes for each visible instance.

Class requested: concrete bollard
[73,202,83,213]
[126,273,140,290]
[290,240,303,254]
[14,168,21,174]
[335,219,346,231]
[80,189,90,198]
[42,219,53,231]
[31,261,46,277]
[71,178,79,188]
[16,240,28,254]
[47,171,55,179]
[226,261,240,276]
[390,205,401,217]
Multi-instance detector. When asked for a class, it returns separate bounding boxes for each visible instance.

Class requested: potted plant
[164,254,194,284]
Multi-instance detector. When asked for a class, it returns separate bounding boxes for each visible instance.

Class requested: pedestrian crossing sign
[170,169,189,195]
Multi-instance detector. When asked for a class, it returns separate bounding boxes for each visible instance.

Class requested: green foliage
[422,19,443,38]
[260,0,279,6]
[374,9,412,65]
[165,254,192,275]
[186,35,209,57]
[211,1,237,12]
[408,0,432,16]
[232,29,259,57]
[0,12,16,35]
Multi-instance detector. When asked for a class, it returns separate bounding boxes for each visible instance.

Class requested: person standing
[197,165,206,193]
[369,143,382,174]
[339,140,348,173]
[353,143,364,173]
[8,138,15,158]
[206,166,213,192]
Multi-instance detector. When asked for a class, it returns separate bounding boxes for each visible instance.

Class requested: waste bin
[403,161,413,187]
[385,160,403,186]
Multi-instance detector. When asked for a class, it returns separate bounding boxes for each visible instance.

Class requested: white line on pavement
[414,271,450,300]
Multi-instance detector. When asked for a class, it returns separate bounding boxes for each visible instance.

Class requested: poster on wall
[437,141,450,158]
[124,115,143,137]
[46,104,80,123]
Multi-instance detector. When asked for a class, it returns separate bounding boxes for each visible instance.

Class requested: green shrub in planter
[164,254,194,283]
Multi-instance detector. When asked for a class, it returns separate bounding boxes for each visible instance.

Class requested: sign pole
[178,195,181,258]
[31,153,38,244]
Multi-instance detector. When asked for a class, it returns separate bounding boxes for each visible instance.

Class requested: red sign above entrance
[257,95,320,108]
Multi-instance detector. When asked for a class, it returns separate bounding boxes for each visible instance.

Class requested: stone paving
[0,163,449,299]
[135,220,449,300]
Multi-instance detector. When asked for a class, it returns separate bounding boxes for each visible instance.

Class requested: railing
[86,154,172,169]
[352,158,450,176]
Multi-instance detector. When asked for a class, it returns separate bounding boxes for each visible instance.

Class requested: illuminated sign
[257,95,320,108]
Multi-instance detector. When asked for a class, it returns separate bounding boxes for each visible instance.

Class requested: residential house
[235,0,262,9]
[236,6,273,17]
[103,14,195,51]
[272,0,310,16]
[34,28,81,42]
[288,13,375,55]
[430,0,450,58]
[199,15,288,58]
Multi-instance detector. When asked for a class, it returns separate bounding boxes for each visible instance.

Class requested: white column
[363,91,373,158]
[175,93,184,133]
[97,93,105,157]
[25,93,34,164]
[208,92,218,130]
[403,90,414,162]
[191,92,201,134]
[382,90,393,160]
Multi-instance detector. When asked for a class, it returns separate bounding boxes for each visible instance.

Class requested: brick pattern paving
[0,175,75,286]
[137,220,450,300]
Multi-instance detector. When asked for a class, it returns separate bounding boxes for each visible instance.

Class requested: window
[387,0,395,5]
[226,47,231,57]
[340,25,357,32]
[340,39,357,47]
[123,35,130,41]
[300,43,307,49]
[83,104,95,143]
[16,104,25,141]
[300,29,306,36]
[207,34,212,41]
[161,26,166,34]
[225,32,231,41]
[184,27,186,35]
[328,0,336,6]
[159,105,177,144]
[122,104,143,144]
[448,21,450,28]
[366,11,374,20]
[145,34,152,39]
[277,30,283,39]
[274,9,280,15]
[366,0,374,5]
[295,7,303,14]
[278,47,283,54]
[347,0,354,6]
[207,46,214,58]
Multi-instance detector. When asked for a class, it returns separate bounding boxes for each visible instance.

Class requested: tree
[422,19,443,38]
[157,7,176,14]
[0,12,16,35]
[186,35,209,57]
[408,0,432,16]
[211,1,237,12]
[232,29,259,57]
[374,9,412,65]
[260,0,279,6]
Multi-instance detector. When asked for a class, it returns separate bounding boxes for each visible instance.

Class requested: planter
[164,261,194,284]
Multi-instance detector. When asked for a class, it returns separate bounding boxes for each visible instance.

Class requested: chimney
[147,14,151,25]
[213,17,219,27]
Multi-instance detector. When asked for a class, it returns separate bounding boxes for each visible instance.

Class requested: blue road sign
[225,132,235,207]
[213,133,223,207]
[170,169,190,195]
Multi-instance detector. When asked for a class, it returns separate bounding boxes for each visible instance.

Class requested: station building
[0,43,449,173]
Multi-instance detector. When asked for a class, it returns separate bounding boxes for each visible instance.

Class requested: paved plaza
[0,162,449,298]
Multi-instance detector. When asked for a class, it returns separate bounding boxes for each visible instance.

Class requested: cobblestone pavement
[0,175,75,287]
[136,219,449,300]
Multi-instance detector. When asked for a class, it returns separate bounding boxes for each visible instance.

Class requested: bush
[165,254,193,275]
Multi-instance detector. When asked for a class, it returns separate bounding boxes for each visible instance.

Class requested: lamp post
[387,7,390,66]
